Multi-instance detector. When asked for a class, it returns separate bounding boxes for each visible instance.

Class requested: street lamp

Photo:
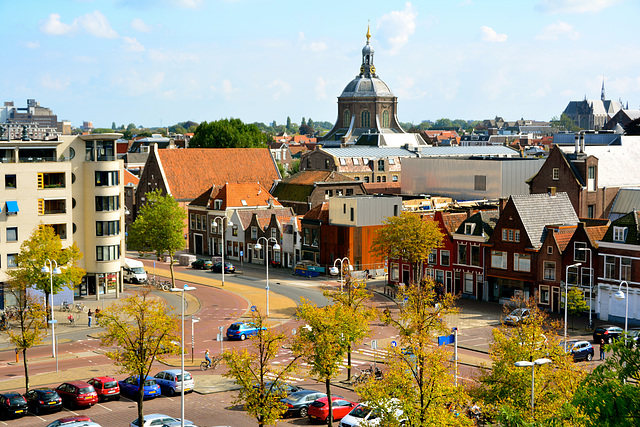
[514,358,552,416]
[332,257,353,293]
[254,237,280,317]
[211,216,233,287]
[41,260,61,363]
[614,281,629,336]
[576,247,593,330]
[171,284,196,427]
[564,262,582,351]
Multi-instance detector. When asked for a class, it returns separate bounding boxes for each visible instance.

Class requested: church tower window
[361,110,370,128]
[343,110,351,127]
[382,110,390,128]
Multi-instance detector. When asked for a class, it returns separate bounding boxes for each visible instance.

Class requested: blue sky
[2,0,639,128]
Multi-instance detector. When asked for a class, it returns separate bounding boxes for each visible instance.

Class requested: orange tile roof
[286,170,353,185]
[440,212,467,234]
[157,148,280,201]
[123,169,140,186]
[304,202,329,221]
[586,225,609,245]
[553,228,577,251]
[236,207,295,231]
[363,182,401,195]
[211,182,281,210]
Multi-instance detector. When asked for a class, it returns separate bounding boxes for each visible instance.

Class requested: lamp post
[576,247,593,329]
[254,237,280,317]
[41,260,61,363]
[332,257,352,293]
[564,262,582,352]
[614,280,629,336]
[212,216,233,287]
[170,284,196,427]
[514,358,552,416]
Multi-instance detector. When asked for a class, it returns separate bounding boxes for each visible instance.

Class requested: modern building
[0,99,67,139]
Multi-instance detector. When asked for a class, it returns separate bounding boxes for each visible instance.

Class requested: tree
[573,338,640,427]
[286,116,292,132]
[294,299,369,426]
[223,310,301,427]
[474,297,586,426]
[111,122,116,130]
[289,159,300,175]
[127,189,186,288]
[190,118,270,148]
[357,279,471,426]
[551,113,580,132]
[563,287,589,330]
[99,292,180,426]
[126,123,137,131]
[7,226,85,321]
[371,212,443,285]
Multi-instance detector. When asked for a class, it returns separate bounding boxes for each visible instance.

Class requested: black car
[253,381,303,397]
[0,392,28,419]
[211,261,235,273]
[23,388,63,415]
[593,325,624,344]
[281,390,327,418]
[626,329,640,348]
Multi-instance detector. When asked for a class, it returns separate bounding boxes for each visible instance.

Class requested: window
[339,158,346,166]
[361,110,370,127]
[6,227,17,242]
[325,159,330,169]
[539,285,550,304]
[346,188,353,196]
[613,226,628,242]
[325,190,333,198]
[471,246,481,267]
[213,199,222,210]
[232,226,238,237]
[390,263,399,281]
[491,250,507,269]
[95,196,120,211]
[587,205,595,218]
[196,215,202,231]
[552,168,559,180]
[392,175,398,182]
[7,253,17,268]
[96,220,120,236]
[271,228,277,240]
[304,229,311,245]
[501,228,520,242]
[306,158,311,168]
[38,172,65,189]
[547,246,553,254]
[251,226,258,240]
[440,250,450,267]
[39,199,66,215]
[353,158,360,166]
[428,249,437,264]
[388,158,395,165]
[514,253,531,272]
[377,159,385,172]
[587,166,596,191]
[474,175,487,191]
[5,174,16,189]
[350,207,354,222]
[621,257,632,281]
[343,110,351,127]
[604,255,616,279]
[435,270,444,284]
[94,171,119,186]
[567,264,579,285]
[581,268,593,287]
[382,176,386,182]
[464,273,474,293]
[376,176,381,182]
[382,110,390,128]
[574,242,587,262]
[457,244,467,265]
[465,223,475,235]
[191,214,196,230]
[96,245,120,261]
[364,176,369,183]
[543,261,556,280]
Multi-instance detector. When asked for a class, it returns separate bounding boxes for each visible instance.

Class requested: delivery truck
[123,258,148,283]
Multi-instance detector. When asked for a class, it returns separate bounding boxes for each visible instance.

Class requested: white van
[123,258,148,284]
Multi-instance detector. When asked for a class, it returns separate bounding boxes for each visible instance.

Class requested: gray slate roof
[417,145,519,157]
[321,147,417,158]
[510,192,579,249]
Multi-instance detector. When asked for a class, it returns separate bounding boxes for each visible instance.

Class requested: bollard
[15,348,19,363]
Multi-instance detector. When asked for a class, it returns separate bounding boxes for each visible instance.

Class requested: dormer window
[552,168,559,180]
[213,199,223,210]
[464,223,475,235]
[353,158,360,166]
[613,226,628,242]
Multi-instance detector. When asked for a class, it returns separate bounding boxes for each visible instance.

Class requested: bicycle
[75,302,88,313]
[200,355,223,371]
[156,281,170,291]
[60,300,72,312]
[352,368,370,385]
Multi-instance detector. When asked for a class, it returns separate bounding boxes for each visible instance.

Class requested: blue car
[226,322,266,341]
[118,376,160,399]
[563,340,594,362]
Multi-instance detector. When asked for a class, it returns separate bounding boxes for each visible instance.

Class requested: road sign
[371,340,378,350]
[251,305,257,312]
[217,333,223,342]
[218,326,224,333]
[240,250,244,257]
[391,340,397,347]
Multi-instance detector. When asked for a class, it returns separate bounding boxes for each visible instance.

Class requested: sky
[2,0,639,129]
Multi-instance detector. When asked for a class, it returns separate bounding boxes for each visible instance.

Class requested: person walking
[88,309,93,327]
[599,338,606,360]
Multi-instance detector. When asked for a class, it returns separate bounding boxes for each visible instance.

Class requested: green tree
[563,287,589,330]
[127,189,186,288]
[99,292,180,426]
[474,297,586,426]
[551,113,580,132]
[289,159,300,175]
[371,212,443,285]
[286,116,292,132]
[126,123,137,131]
[190,118,270,148]
[7,226,85,320]
[223,310,301,427]
[573,338,640,427]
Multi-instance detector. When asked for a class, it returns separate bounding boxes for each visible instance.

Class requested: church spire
[601,77,606,101]
[360,23,376,78]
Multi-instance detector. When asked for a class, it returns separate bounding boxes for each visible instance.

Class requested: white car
[153,369,195,396]
[504,308,531,326]
[339,401,404,427]
[130,414,192,427]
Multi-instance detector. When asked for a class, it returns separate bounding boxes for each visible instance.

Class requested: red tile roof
[303,202,329,221]
[211,182,280,210]
[586,225,609,246]
[553,227,577,251]
[286,170,353,185]
[440,212,467,234]
[157,148,280,201]
[123,169,140,186]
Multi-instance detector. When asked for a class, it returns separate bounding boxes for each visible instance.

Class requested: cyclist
[205,349,212,368]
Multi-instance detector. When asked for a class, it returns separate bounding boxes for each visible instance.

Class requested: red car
[87,377,120,402]
[55,381,98,408]
[307,396,357,423]
[46,415,93,427]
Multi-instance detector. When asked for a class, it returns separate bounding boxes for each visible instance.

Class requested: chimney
[580,133,585,154]
[498,197,508,215]
[574,133,579,154]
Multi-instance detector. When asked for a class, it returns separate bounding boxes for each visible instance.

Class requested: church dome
[340,76,394,98]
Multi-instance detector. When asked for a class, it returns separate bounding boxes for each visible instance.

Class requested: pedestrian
[95,308,101,325]
[599,338,606,360]
[88,309,93,327]
[68,313,74,325]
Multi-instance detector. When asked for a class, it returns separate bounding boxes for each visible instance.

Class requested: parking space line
[97,403,112,411]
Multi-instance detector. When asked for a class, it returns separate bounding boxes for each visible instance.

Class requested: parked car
[130,413,192,427]
[504,308,531,326]
[46,415,94,427]
[154,369,195,396]
[627,329,640,348]
[253,381,303,397]
[226,321,266,340]
[338,400,404,427]
[0,392,27,419]
[281,390,327,418]
[191,259,212,270]
[53,423,101,427]
[562,340,594,362]
[211,261,235,273]
[118,376,161,399]
[56,381,98,408]
[308,396,357,423]
[593,325,625,344]
[23,388,63,415]
[87,376,120,401]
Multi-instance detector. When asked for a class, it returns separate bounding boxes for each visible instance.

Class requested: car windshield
[78,387,94,394]
[350,405,372,418]
[104,381,117,388]
[595,327,606,333]
[311,401,325,408]
[9,396,25,404]
[176,373,192,381]
[510,309,525,316]
[143,380,156,387]
[132,267,145,274]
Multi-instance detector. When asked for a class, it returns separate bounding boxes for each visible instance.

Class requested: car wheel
[299,407,308,418]
[168,388,175,397]
[240,334,246,341]
[34,406,40,416]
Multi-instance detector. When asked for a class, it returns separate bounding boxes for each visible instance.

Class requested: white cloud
[536,0,624,14]
[298,31,306,42]
[268,79,291,101]
[315,77,327,100]
[123,36,145,52]
[536,21,580,41]
[39,13,75,36]
[114,70,165,96]
[172,0,203,8]
[40,74,71,91]
[377,2,417,55]
[39,11,117,38]
[394,76,428,100]
[131,18,151,32]
[304,41,328,53]
[25,41,40,49]
[480,26,507,42]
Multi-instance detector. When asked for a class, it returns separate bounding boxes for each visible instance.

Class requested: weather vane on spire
[366,21,371,42]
